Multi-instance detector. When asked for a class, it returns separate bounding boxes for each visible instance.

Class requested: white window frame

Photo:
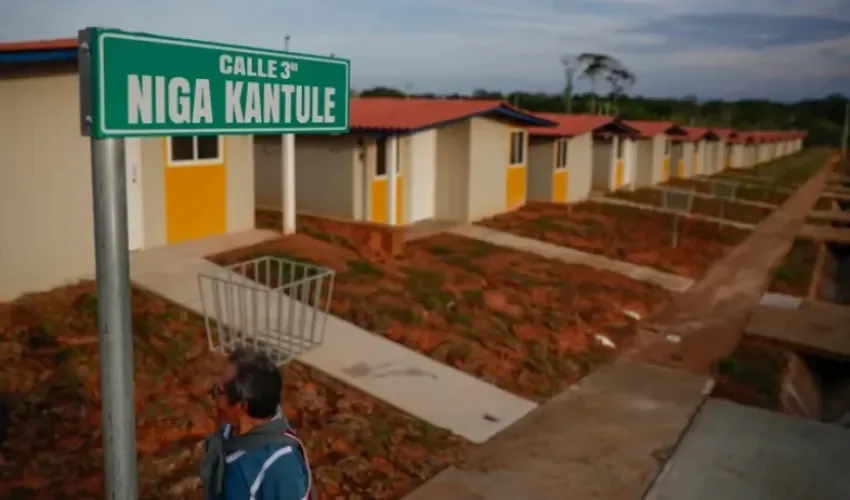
[372,136,401,179]
[167,135,224,167]
[509,130,526,166]
[554,138,568,171]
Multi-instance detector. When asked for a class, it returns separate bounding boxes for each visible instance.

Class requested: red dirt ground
[0,284,467,500]
[210,232,670,403]
[767,239,818,297]
[478,201,748,280]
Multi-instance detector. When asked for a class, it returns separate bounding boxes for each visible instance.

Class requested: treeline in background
[355,53,847,147]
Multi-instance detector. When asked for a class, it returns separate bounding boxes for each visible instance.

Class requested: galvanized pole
[91,137,139,500]
[79,28,139,500]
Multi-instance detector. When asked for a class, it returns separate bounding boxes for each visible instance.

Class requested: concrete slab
[451,225,694,292]
[758,292,803,310]
[745,301,850,359]
[130,231,537,443]
[624,161,832,373]
[820,190,850,201]
[453,225,803,309]
[807,210,850,223]
[799,223,850,243]
[404,362,712,500]
[645,399,850,500]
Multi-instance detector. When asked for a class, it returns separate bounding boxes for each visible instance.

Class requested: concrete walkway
[404,361,714,500]
[130,230,536,443]
[591,196,757,230]
[645,399,850,500]
[452,225,803,310]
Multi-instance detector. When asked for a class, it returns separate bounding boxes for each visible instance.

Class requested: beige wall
[567,132,594,202]
[634,138,654,187]
[467,117,514,221]
[0,65,255,300]
[681,141,696,177]
[0,69,95,300]
[255,134,358,220]
[527,131,594,203]
[592,138,613,190]
[434,121,471,222]
[527,136,554,202]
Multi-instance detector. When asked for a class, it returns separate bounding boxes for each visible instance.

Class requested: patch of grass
[346,260,385,278]
[715,344,783,409]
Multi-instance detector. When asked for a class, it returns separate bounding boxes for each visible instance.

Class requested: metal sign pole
[79,28,139,499]
[91,138,139,499]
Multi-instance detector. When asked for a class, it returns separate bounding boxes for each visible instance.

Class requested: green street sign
[79,28,350,138]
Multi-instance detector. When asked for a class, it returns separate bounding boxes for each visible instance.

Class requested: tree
[605,65,636,115]
[353,85,846,146]
[578,53,621,113]
[560,55,580,113]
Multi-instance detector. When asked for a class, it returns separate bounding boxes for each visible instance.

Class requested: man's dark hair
[224,348,282,419]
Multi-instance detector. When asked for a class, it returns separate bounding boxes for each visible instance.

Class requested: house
[727,132,758,168]
[753,131,776,163]
[711,129,738,171]
[254,98,555,228]
[524,114,637,203]
[587,125,642,192]
[622,120,687,186]
[0,37,259,300]
[679,127,720,177]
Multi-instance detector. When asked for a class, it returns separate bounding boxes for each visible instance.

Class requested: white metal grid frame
[660,187,696,249]
[198,256,336,365]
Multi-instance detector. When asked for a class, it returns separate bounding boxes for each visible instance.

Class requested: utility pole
[282,34,296,234]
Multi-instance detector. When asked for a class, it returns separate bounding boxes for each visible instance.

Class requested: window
[168,135,222,165]
[615,137,624,159]
[509,130,525,165]
[375,138,387,176]
[664,139,671,155]
[555,139,568,170]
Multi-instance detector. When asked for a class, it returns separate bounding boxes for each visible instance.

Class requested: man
[200,348,312,499]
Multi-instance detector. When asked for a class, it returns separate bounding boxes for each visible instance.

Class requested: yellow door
[369,138,402,225]
[164,137,227,244]
[369,178,403,225]
[693,153,700,174]
[370,177,388,223]
[662,156,671,180]
[506,129,527,210]
[552,170,568,202]
[506,167,526,210]
[677,159,685,177]
[615,159,625,188]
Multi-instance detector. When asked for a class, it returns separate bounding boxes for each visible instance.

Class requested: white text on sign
[126,55,338,126]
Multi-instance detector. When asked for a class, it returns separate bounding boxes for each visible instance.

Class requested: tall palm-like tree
[578,53,617,113]
[605,65,636,115]
[560,54,580,113]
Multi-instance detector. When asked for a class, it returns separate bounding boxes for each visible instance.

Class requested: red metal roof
[349,97,553,132]
[681,126,719,142]
[712,128,738,141]
[623,120,687,139]
[526,113,619,137]
[0,37,77,52]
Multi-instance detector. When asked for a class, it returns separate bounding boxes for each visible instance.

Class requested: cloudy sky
[3,0,849,100]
